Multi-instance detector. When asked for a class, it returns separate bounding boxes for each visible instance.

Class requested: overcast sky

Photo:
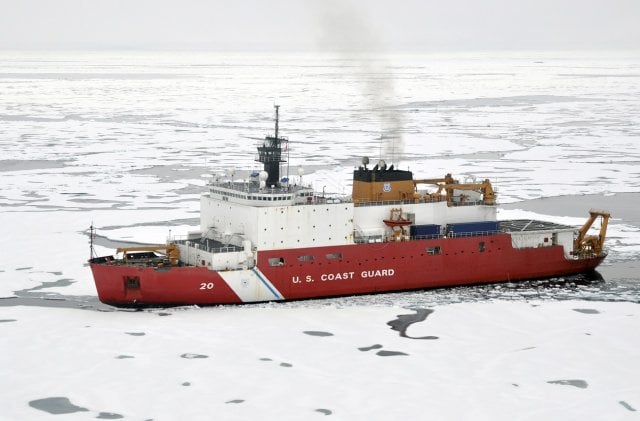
[1,0,638,51]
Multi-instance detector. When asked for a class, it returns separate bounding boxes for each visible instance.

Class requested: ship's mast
[89,223,96,259]
[256,105,287,187]
[274,105,279,139]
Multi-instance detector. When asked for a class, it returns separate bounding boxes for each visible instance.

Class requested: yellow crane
[413,173,496,206]
[116,244,180,266]
[574,210,610,256]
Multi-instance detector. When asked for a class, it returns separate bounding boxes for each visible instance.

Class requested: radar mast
[256,105,288,187]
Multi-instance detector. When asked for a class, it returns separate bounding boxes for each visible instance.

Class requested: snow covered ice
[3,301,639,420]
[1,51,639,419]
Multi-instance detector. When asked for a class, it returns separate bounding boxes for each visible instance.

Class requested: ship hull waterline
[90,234,605,307]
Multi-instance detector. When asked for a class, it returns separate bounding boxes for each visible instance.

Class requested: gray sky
[1,0,638,51]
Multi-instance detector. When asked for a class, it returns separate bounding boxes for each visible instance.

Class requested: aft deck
[500,219,575,233]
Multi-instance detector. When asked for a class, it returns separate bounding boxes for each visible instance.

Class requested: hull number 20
[200,282,214,290]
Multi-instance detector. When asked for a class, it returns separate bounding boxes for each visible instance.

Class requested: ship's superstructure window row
[210,187,294,202]
[208,182,315,206]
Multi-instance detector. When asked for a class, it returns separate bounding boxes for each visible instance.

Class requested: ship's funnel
[352,162,415,203]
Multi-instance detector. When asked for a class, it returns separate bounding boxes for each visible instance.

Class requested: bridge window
[297,255,315,262]
[326,253,343,260]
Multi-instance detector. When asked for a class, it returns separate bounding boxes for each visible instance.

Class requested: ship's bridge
[207,178,315,207]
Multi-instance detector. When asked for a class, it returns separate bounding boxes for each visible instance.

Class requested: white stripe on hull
[218,268,284,302]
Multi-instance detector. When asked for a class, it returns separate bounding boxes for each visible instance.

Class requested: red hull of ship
[90,234,604,306]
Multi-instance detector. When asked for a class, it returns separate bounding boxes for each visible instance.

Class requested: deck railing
[354,230,501,244]
[173,238,243,254]
[353,198,487,207]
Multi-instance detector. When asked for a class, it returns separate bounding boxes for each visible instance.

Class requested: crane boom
[574,210,610,256]
[412,173,496,206]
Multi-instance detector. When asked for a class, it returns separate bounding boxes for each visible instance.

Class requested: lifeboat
[383,208,412,228]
